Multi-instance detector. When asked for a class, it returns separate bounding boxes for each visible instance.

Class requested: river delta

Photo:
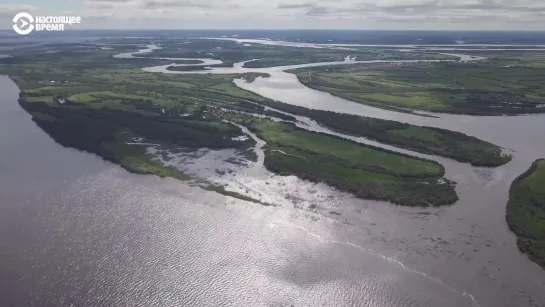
[1,34,545,307]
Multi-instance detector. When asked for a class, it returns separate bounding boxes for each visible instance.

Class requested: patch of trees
[19,100,250,163]
[166,65,210,71]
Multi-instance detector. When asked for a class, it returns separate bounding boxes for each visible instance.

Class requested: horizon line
[2,28,545,32]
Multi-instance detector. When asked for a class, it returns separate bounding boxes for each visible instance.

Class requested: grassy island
[506,159,545,269]
[237,118,457,206]
[252,99,511,167]
[290,62,545,115]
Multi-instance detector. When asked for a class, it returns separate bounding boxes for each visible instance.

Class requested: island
[290,61,545,115]
[506,159,545,269]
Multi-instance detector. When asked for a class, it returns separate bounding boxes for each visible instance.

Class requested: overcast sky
[1,0,545,30]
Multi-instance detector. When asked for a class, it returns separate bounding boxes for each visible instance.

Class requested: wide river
[1,40,545,307]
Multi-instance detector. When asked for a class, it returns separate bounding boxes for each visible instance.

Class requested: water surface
[139,45,545,307]
[2,40,545,307]
[1,75,487,306]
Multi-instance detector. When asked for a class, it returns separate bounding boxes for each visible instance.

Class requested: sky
[1,0,545,30]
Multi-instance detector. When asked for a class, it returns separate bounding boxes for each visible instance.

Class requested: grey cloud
[143,0,214,9]
[277,2,316,9]
[355,0,545,14]
[139,0,245,11]
[85,0,134,2]
[28,0,545,29]
[306,6,334,17]
[295,0,545,22]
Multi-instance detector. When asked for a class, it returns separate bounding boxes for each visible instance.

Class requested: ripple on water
[2,39,545,306]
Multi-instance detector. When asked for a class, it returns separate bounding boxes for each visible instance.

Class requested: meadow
[290,61,545,115]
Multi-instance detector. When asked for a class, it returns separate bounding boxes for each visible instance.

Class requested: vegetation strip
[289,62,545,115]
[250,98,511,167]
[0,39,516,206]
[506,159,545,269]
[235,118,458,207]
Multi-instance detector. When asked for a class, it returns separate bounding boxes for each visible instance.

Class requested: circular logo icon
[13,12,34,35]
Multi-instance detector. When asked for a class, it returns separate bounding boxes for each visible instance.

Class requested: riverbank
[506,159,545,270]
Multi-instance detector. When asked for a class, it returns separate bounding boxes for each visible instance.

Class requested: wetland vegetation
[290,62,545,115]
[506,159,545,270]
[238,118,457,206]
[252,99,511,166]
[0,38,521,206]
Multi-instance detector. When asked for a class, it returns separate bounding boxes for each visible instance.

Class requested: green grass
[251,100,511,167]
[474,51,545,68]
[249,120,442,177]
[291,62,545,115]
[506,159,545,270]
[235,118,457,207]
[102,132,191,181]
[1,41,465,206]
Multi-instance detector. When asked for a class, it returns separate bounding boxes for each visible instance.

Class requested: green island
[0,39,516,206]
[166,65,211,72]
[239,118,457,206]
[289,61,545,115]
[506,159,545,269]
[249,98,511,167]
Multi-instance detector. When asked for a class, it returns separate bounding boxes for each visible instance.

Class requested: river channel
[1,40,545,307]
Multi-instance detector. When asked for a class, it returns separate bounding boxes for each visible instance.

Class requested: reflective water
[204,37,545,52]
[114,44,223,66]
[2,39,545,307]
[139,45,545,306]
[0,74,484,307]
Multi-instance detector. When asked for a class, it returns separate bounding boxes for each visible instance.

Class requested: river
[1,40,545,307]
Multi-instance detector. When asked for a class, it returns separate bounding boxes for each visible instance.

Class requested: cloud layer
[1,0,545,30]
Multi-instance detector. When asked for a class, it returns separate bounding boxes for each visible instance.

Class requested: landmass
[506,159,545,269]
[290,61,545,115]
[0,38,518,206]
[241,118,457,206]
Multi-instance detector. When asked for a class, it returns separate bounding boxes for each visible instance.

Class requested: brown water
[2,42,545,306]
